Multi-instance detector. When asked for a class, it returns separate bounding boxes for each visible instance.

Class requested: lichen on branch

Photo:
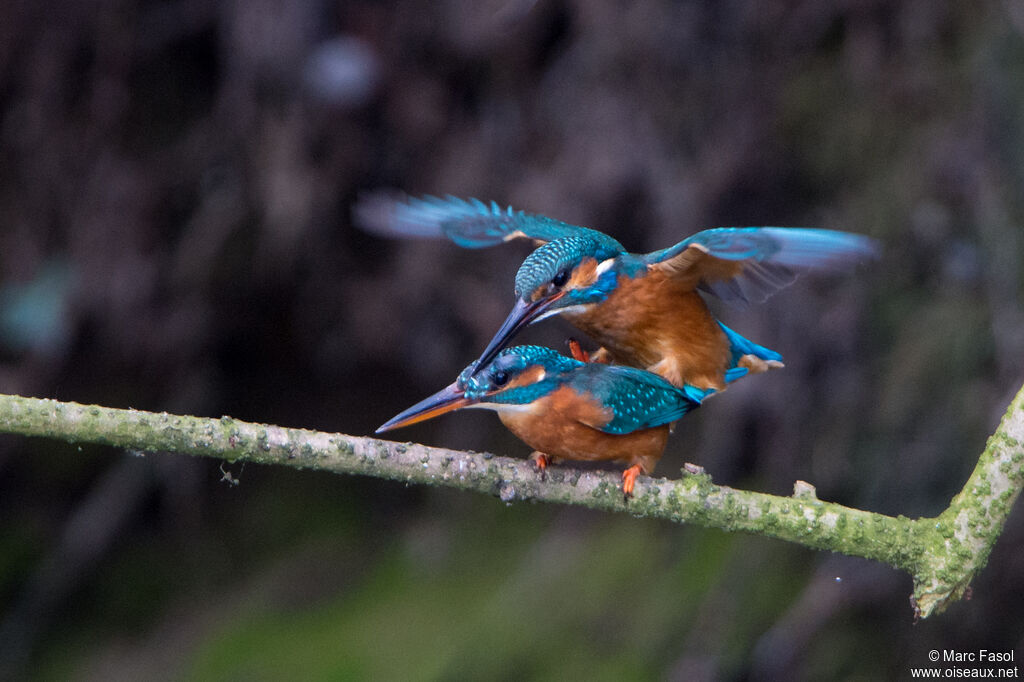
[0,383,1021,619]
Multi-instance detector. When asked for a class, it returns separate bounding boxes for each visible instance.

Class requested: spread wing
[353,193,617,249]
[570,365,712,435]
[644,227,879,306]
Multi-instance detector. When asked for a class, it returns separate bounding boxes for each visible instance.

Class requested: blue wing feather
[353,193,611,249]
[647,227,877,266]
[570,364,712,435]
[644,227,879,304]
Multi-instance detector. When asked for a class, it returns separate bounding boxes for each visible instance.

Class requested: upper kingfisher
[376,345,717,496]
[356,194,879,390]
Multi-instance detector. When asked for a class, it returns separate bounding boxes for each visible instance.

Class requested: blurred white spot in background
[304,37,380,108]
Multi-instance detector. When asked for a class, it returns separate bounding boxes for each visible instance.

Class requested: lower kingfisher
[356,194,878,390]
[376,345,717,496]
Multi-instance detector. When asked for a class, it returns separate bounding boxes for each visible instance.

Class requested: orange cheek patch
[503,364,548,391]
[567,257,599,290]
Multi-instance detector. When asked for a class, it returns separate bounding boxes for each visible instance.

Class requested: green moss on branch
[1,384,1022,619]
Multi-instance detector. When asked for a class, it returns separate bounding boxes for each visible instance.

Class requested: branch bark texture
[1,385,1022,619]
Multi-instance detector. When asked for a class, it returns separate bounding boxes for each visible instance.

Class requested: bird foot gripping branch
[529,451,551,480]
[621,464,643,498]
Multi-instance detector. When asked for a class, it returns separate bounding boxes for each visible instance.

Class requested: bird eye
[552,269,570,287]
[492,370,509,387]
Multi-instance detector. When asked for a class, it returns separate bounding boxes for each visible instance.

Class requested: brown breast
[497,386,669,471]
[564,269,731,389]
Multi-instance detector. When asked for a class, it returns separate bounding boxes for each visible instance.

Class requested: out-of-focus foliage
[1,1,1022,679]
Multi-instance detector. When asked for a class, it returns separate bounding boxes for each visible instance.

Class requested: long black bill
[471,294,563,376]
[375,382,471,433]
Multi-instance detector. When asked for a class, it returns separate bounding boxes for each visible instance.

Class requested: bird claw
[566,338,591,363]
[529,451,551,481]
[621,464,643,500]
[683,462,705,475]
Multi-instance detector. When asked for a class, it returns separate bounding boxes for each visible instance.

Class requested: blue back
[568,363,711,434]
[462,346,712,435]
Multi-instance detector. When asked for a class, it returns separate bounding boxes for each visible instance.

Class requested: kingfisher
[376,345,717,496]
[356,194,878,390]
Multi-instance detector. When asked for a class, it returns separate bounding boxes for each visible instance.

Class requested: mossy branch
[1,384,1022,619]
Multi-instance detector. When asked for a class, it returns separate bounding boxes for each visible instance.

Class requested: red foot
[621,464,643,498]
[567,338,591,362]
[529,452,551,481]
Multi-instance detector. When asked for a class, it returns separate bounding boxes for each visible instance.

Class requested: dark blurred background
[1,1,1023,679]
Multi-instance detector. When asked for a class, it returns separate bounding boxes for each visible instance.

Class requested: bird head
[376,346,581,433]
[471,237,621,374]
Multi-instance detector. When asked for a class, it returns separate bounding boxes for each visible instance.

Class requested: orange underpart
[565,268,733,389]
[567,338,591,362]
[621,464,643,497]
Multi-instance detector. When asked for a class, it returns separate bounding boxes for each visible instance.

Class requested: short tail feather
[718,321,783,372]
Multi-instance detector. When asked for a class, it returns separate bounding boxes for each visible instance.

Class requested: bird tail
[682,385,717,404]
[717,321,784,378]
